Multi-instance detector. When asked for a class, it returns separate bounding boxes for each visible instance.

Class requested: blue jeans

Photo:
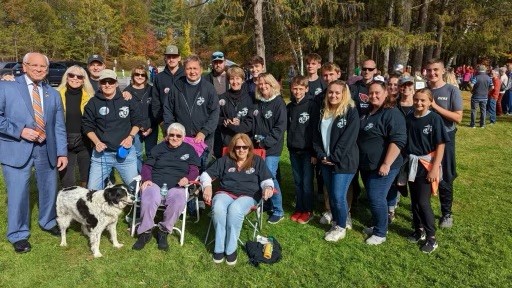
[361,168,400,237]
[88,147,138,190]
[470,97,487,127]
[265,156,284,217]
[289,151,314,212]
[133,134,143,173]
[321,165,354,228]
[212,193,256,255]
[487,98,497,124]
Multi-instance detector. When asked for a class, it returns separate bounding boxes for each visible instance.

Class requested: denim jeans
[265,155,284,217]
[361,168,400,237]
[212,193,256,254]
[487,98,497,124]
[88,147,138,190]
[133,134,143,173]
[321,165,354,228]
[289,151,314,212]
[470,97,487,127]
[137,185,186,234]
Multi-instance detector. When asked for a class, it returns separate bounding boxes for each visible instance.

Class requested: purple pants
[137,184,186,234]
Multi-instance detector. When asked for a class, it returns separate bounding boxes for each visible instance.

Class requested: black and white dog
[56,184,134,258]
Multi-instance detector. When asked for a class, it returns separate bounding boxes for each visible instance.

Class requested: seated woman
[200,133,274,265]
[132,122,200,252]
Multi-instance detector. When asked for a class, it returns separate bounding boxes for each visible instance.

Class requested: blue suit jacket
[0,76,67,168]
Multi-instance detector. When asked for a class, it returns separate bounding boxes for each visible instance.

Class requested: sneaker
[213,252,224,264]
[226,250,237,265]
[297,212,313,224]
[420,238,438,253]
[267,215,284,224]
[290,211,302,222]
[388,211,396,224]
[156,229,169,251]
[319,211,332,225]
[345,214,352,230]
[407,229,426,243]
[132,231,152,250]
[362,226,374,236]
[439,214,453,229]
[365,235,386,245]
[324,226,346,242]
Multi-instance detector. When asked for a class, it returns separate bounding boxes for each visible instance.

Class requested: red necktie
[32,83,46,139]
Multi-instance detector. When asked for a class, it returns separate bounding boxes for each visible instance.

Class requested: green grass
[1,92,511,287]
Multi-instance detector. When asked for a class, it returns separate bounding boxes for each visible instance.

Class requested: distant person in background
[57,65,94,188]
[444,68,459,88]
[487,69,501,125]
[497,67,508,116]
[470,65,492,128]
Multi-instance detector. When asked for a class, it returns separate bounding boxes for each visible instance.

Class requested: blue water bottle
[160,183,168,196]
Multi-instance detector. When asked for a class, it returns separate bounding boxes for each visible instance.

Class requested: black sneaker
[407,229,426,243]
[213,252,224,264]
[132,231,152,250]
[421,238,438,254]
[156,229,169,251]
[226,250,237,265]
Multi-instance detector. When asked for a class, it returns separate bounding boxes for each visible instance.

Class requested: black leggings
[409,166,436,238]
[59,145,91,188]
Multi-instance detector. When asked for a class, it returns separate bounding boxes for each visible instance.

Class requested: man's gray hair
[183,54,202,68]
[23,52,49,65]
[167,122,186,136]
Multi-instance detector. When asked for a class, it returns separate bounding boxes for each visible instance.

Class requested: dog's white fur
[56,184,134,258]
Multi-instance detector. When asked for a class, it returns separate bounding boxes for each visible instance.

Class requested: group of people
[0,48,463,263]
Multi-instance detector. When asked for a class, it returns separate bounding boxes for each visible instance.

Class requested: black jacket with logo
[252,95,287,156]
[286,98,320,153]
[218,87,255,146]
[349,80,371,116]
[151,65,185,122]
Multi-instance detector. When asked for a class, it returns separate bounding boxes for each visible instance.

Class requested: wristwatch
[129,134,135,139]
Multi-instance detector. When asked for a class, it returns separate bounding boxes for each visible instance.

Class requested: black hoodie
[252,95,287,156]
[82,90,143,151]
[349,79,371,115]
[151,65,185,122]
[218,86,255,146]
[286,97,320,153]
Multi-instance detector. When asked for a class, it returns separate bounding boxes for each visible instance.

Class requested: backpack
[245,237,282,267]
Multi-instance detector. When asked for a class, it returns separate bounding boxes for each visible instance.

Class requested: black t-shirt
[306,77,327,100]
[405,111,450,156]
[206,155,272,199]
[65,87,83,133]
[145,142,200,187]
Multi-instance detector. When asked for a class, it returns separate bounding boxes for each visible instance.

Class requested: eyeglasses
[133,73,146,77]
[68,73,85,80]
[100,79,117,85]
[168,133,183,138]
[362,67,376,72]
[24,63,48,69]
[234,145,249,151]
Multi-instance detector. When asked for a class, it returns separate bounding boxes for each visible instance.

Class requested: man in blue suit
[0,52,68,253]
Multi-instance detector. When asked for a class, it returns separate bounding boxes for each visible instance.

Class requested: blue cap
[117,146,130,159]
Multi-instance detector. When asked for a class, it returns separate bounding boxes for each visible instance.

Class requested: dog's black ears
[103,184,130,205]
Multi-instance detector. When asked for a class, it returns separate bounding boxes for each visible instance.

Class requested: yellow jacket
[58,87,92,114]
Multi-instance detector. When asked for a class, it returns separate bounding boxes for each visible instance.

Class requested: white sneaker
[346,214,353,230]
[365,235,386,245]
[324,226,346,242]
[362,226,374,236]
[319,211,332,225]
[324,221,337,237]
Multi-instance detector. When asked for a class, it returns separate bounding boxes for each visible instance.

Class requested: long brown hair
[227,133,255,171]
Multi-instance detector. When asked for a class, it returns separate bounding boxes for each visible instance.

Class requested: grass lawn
[1,91,511,287]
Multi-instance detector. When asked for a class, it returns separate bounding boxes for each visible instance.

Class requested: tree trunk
[348,37,356,76]
[394,0,412,68]
[328,44,334,63]
[433,0,449,59]
[382,0,395,74]
[252,0,266,65]
[411,0,429,73]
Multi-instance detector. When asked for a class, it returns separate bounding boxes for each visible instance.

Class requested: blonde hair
[323,80,354,119]
[57,65,95,97]
[255,73,281,100]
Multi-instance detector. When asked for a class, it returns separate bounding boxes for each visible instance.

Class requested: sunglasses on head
[100,79,117,85]
[362,67,376,72]
[68,72,85,80]
[168,133,183,139]
[234,145,249,151]
[133,73,146,77]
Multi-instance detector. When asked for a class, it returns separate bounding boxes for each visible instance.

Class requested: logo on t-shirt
[237,107,248,118]
[264,110,273,119]
[196,97,205,106]
[99,107,109,116]
[119,106,129,118]
[423,124,432,135]
[337,118,347,128]
[298,112,310,124]
[228,167,236,173]
[315,88,322,95]
[359,93,369,103]
[246,167,255,174]
[364,123,374,131]
[180,154,190,160]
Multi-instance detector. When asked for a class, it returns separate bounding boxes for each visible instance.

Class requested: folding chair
[128,175,201,246]
[203,147,269,246]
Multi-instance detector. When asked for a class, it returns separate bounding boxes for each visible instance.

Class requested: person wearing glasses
[56,65,95,188]
[132,122,200,252]
[0,52,68,253]
[200,133,274,265]
[358,77,406,245]
[82,69,143,190]
[350,59,378,116]
[124,66,156,171]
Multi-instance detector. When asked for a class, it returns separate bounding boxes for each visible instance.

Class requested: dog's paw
[113,243,124,249]
[93,252,103,258]
[60,242,67,247]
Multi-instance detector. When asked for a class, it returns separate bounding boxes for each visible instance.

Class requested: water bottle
[160,183,168,197]
[263,236,274,259]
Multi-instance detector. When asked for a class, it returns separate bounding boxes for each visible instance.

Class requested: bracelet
[129,134,135,139]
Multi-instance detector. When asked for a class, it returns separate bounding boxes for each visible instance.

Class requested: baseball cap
[87,54,105,65]
[164,45,179,55]
[98,69,117,81]
[399,76,414,85]
[211,51,225,62]
[394,64,404,71]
